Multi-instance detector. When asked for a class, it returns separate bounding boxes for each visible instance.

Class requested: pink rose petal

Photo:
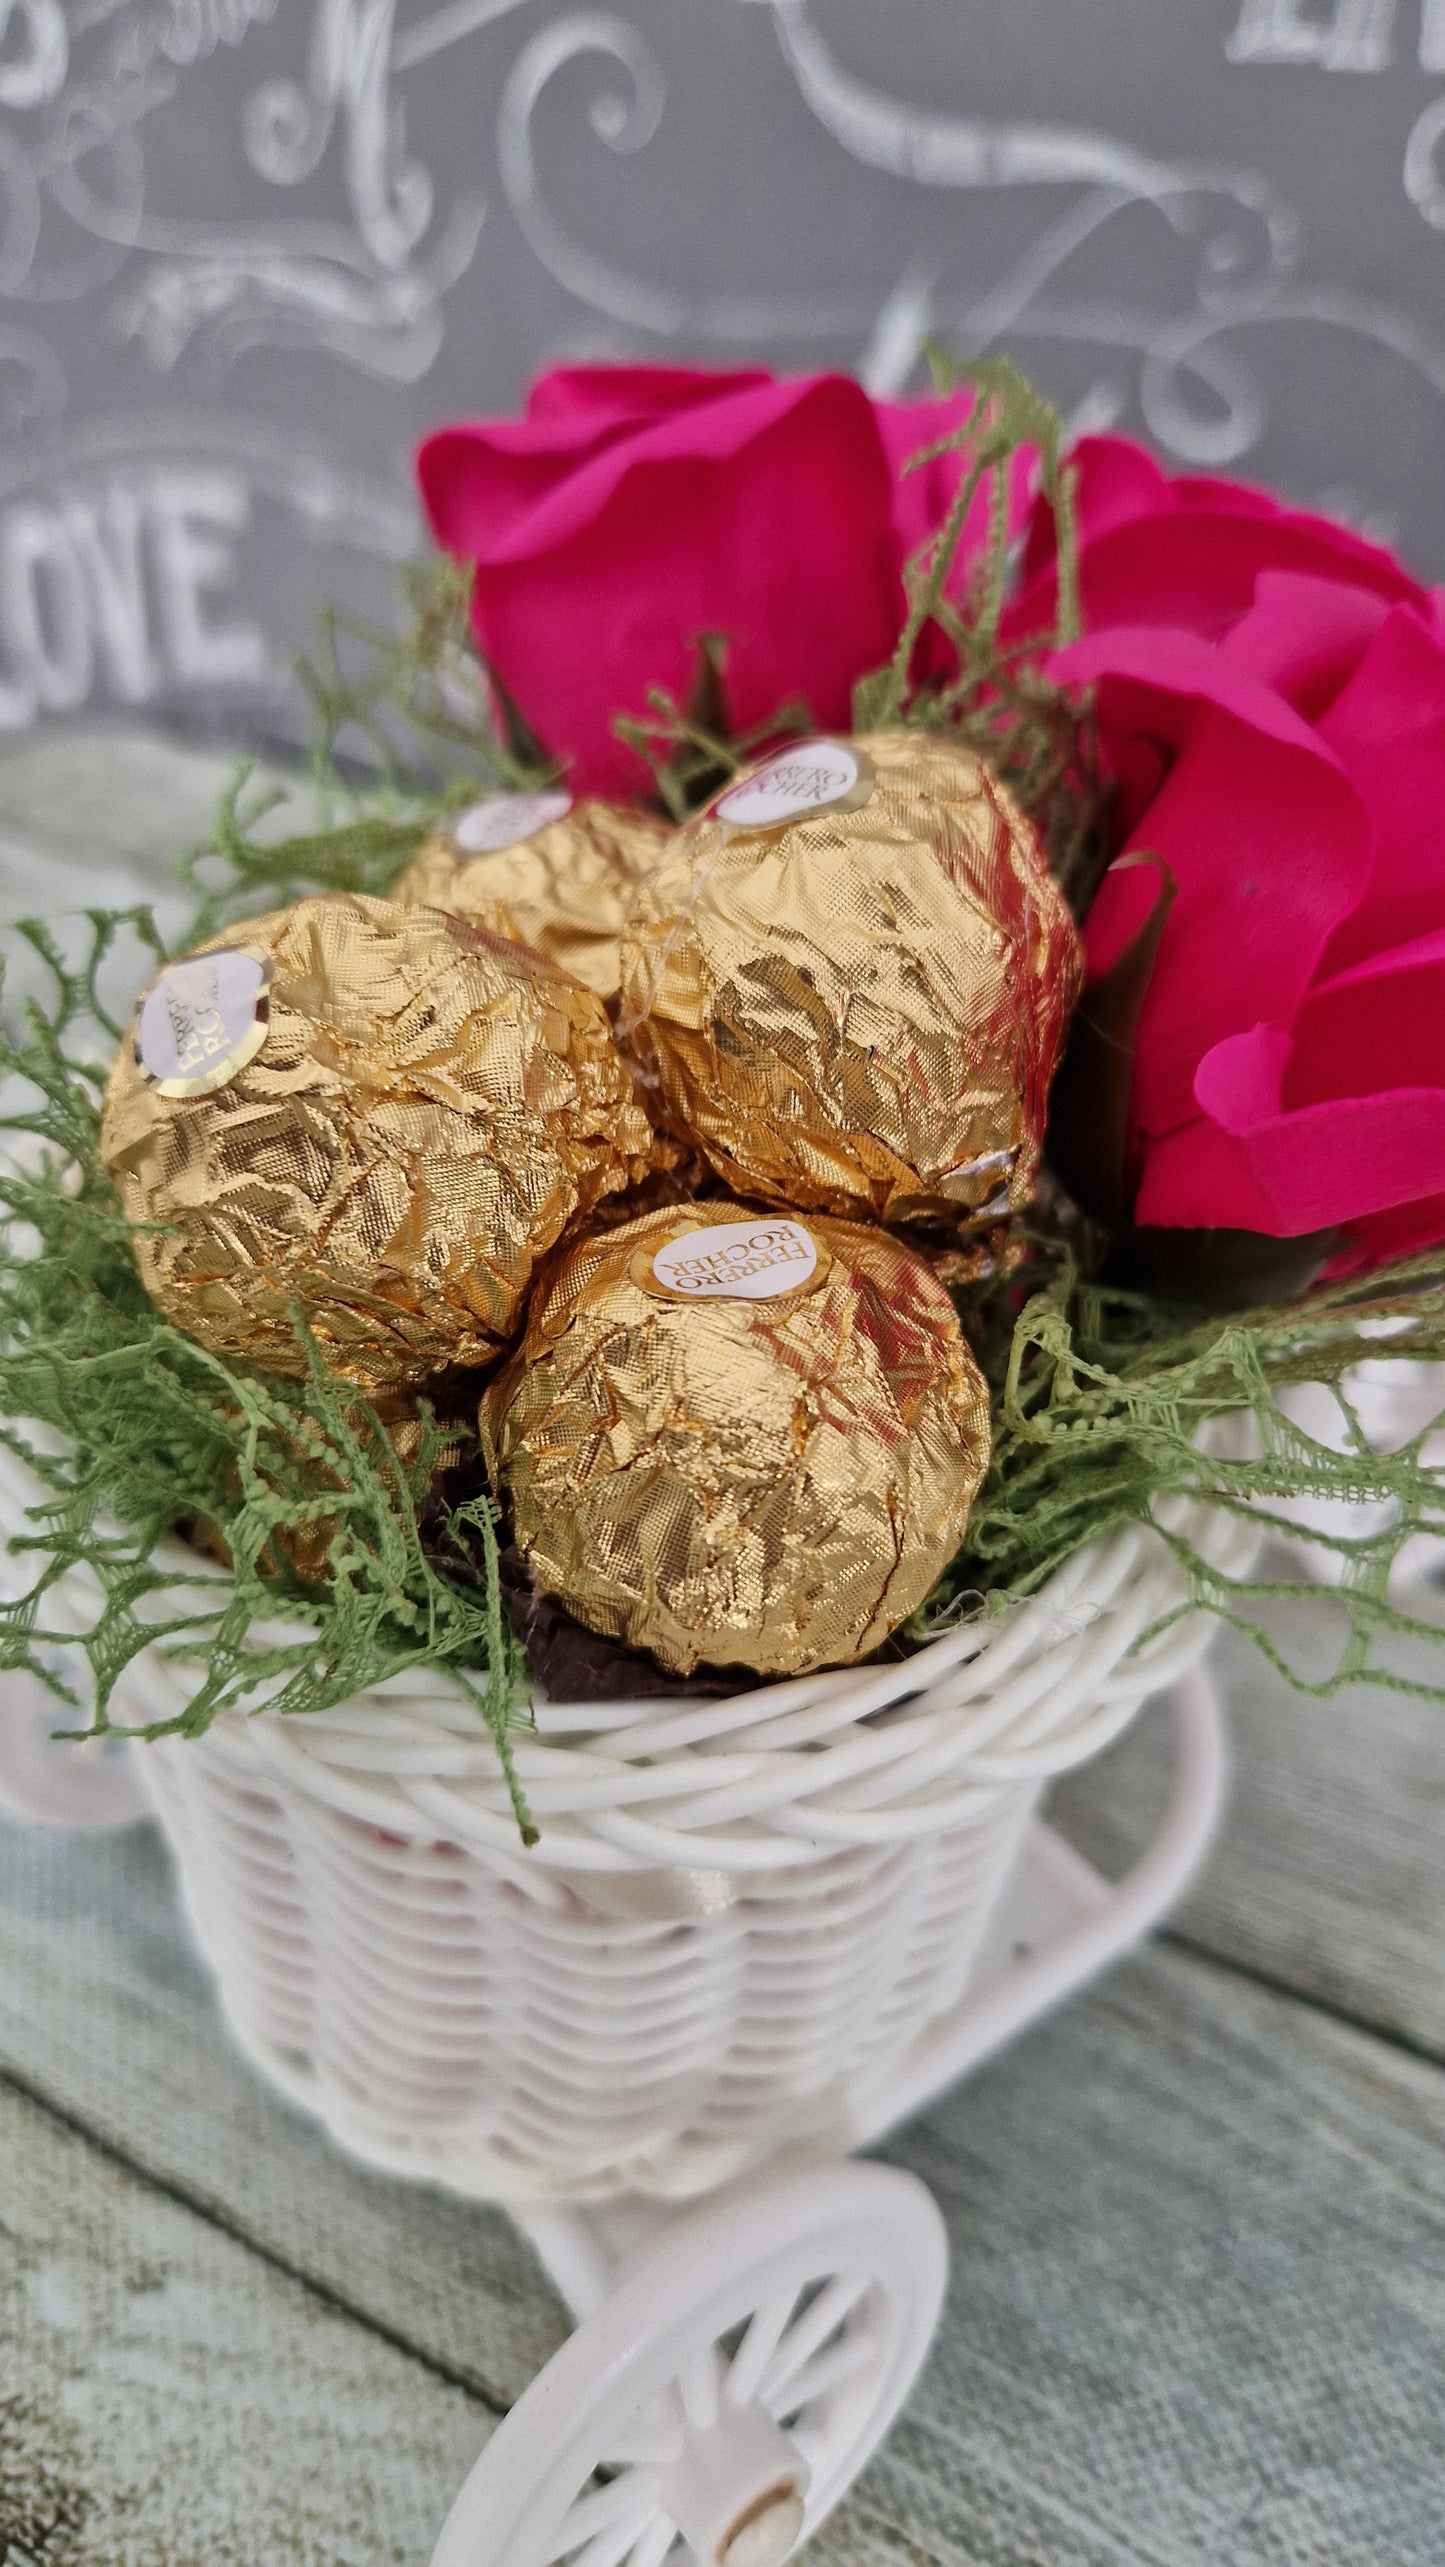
[421,373,902,794]
[1019,434,1172,587]
[1316,607,1445,972]
[1016,434,1426,641]
[1150,947,1445,1239]
[1137,1015,1445,1238]
[1054,630,1372,1140]
[525,365,772,427]
[1221,570,1389,719]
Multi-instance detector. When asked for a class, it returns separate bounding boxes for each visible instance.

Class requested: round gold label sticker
[714,739,872,832]
[450,789,572,854]
[135,951,271,1098]
[639,1216,827,1303]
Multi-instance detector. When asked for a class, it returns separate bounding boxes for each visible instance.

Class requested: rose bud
[1016,431,1445,1283]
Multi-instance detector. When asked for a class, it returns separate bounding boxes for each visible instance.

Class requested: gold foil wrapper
[101,894,650,1387]
[587,1125,718,1235]
[482,1203,991,1679]
[393,798,672,1005]
[619,730,1083,1231]
[926,1227,1024,1290]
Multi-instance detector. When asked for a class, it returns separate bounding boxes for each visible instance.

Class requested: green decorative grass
[935,1238,1445,1699]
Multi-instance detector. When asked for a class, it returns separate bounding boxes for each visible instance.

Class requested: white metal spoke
[722,2288,801,2410]
[675,2340,722,2431]
[623,2522,680,2567]
[759,2272,872,2405]
[550,2471,661,2560]
[564,2503,662,2567]
[599,2413,684,2471]
[765,2326,877,2421]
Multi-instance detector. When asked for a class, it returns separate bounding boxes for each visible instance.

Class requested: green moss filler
[933,1238,1445,1696]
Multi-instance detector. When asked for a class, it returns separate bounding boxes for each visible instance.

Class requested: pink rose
[416,365,990,797]
[1019,436,1445,1274]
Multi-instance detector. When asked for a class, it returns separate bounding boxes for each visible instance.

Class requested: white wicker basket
[0,1438,1253,2209]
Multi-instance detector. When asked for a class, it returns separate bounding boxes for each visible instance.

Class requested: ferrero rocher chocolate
[392,788,671,1005]
[482,1204,991,1679]
[618,731,1082,1232]
[100,894,650,1388]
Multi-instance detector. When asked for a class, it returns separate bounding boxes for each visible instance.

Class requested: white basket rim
[0,1433,1255,1867]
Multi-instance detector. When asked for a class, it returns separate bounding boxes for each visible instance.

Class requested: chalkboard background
[2,0,1443,750]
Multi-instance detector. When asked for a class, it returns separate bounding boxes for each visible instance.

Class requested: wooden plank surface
[0,2075,496,2567]
[3,727,1445,2565]
[877,1940,1445,2567]
[4,1811,1443,2566]
[1056,1578,1445,2061]
[0,1812,567,2414]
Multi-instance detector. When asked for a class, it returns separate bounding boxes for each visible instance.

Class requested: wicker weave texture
[0,1442,1251,2202]
[144,1734,1041,2202]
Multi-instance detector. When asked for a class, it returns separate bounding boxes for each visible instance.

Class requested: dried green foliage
[298,555,551,800]
[935,1236,1445,1697]
[612,632,813,821]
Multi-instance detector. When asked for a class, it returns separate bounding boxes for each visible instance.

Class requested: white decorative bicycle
[0,1438,1245,2567]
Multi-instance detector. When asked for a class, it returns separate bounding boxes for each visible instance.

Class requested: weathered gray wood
[5,1817,1443,2566]
[0,1812,569,2414]
[1055,1578,1445,2059]
[866,1939,1445,2567]
[0,2073,496,2567]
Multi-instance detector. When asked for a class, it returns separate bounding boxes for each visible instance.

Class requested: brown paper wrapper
[481,1203,991,1679]
[619,729,1082,1232]
[101,894,650,1388]
[393,797,672,1005]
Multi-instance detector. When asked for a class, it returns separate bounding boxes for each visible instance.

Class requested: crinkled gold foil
[618,730,1082,1231]
[393,800,672,1005]
[482,1203,991,1679]
[100,893,650,1387]
[926,1226,1024,1290]
[587,1125,718,1234]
